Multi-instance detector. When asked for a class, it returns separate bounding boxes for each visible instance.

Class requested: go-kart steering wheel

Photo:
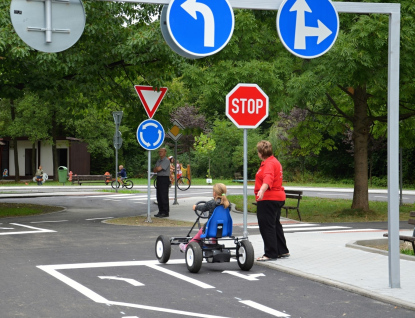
[194,201,209,219]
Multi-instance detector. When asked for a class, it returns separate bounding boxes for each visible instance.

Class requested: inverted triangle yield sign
[134,85,168,119]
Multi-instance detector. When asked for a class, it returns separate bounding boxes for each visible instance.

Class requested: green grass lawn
[0,203,64,218]
[228,195,414,223]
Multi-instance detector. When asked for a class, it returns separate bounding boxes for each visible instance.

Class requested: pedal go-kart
[155,201,255,273]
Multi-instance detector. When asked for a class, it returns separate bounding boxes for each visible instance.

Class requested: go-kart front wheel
[237,240,254,271]
[185,242,203,273]
[155,235,171,263]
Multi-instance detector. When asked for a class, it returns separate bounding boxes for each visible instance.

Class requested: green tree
[281,3,415,211]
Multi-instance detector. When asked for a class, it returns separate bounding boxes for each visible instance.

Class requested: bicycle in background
[111,177,134,189]
[153,173,191,191]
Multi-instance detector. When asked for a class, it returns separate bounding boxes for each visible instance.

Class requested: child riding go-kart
[155,195,255,273]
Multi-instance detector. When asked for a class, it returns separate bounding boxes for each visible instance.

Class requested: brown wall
[69,142,90,175]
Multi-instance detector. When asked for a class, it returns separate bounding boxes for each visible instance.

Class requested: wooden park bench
[282,190,303,221]
[252,189,303,221]
[72,174,112,185]
[232,172,255,184]
[383,211,415,253]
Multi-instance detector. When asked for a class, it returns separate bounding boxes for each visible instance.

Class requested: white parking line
[86,217,114,221]
[317,193,350,196]
[30,220,68,224]
[283,224,318,227]
[239,300,290,317]
[106,300,230,318]
[146,264,215,289]
[0,223,56,235]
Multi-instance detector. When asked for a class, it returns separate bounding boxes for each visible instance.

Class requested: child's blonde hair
[213,183,229,209]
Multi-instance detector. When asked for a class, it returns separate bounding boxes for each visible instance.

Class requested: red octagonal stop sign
[226,83,269,129]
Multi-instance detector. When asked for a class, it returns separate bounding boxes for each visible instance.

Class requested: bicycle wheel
[153,178,157,189]
[177,177,190,191]
[111,180,120,189]
[124,179,133,189]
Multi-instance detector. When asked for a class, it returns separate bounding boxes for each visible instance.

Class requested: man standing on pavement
[153,148,170,218]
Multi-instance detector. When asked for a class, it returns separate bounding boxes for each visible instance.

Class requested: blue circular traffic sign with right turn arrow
[136,119,165,150]
[167,0,234,58]
[277,0,339,59]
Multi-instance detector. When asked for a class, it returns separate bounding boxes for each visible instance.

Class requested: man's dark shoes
[154,213,169,218]
[277,253,290,258]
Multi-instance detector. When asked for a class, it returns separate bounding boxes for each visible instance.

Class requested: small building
[0,137,90,179]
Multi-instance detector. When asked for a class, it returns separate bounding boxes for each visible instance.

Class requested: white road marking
[146,264,215,289]
[239,300,290,317]
[222,271,265,281]
[0,227,14,230]
[374,195,387,198]
[38,259,226,317]
[321,228,382,234]
[283,223,318,227]
[0,223,56,235]
[316,193,350,196]
[86,217,114,221]
[284,226,349,232]
[247,225,350,232]
[30,220,68,224]
[98,276,144,286]
[108,300,230,318]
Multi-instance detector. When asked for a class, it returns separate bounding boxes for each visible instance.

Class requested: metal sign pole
[173,141,178,205]
[114,122,119,193]
[243,129,248,238]
[146,150,152,222]
[115,146,118,193]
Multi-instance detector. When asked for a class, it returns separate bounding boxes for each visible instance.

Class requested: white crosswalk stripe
[247,224,352,233]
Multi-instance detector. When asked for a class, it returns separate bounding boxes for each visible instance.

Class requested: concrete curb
[346,238,415,262]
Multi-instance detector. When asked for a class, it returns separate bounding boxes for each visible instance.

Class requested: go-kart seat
[200,205,233,239]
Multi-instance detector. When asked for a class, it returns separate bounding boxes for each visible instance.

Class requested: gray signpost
[113,111,123,193]
[12,0,401,288]
[167,120,185,205]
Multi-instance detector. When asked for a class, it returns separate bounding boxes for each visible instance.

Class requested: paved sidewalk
[167,196,415,311]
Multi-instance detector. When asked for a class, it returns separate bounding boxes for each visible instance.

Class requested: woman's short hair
[257,140,273,158]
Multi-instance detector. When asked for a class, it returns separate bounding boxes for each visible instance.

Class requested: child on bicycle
[179,183,230,252]
[118,165,127,184]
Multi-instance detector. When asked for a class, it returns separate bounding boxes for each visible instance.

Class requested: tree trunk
[10,100,20,182]
[351,86,371,211]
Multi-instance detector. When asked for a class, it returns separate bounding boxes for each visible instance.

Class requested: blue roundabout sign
[136,119,165,150]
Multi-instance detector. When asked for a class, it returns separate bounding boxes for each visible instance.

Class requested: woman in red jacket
[254,140,290,261]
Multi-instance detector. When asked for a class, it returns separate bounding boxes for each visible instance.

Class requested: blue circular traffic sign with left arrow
[277,0,339,59]
[167,0,234,58]
[136,119,165,150]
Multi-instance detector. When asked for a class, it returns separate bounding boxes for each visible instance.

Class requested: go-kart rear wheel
[155,235,171,263]
[237,240,254,271]
[185,242,203,273]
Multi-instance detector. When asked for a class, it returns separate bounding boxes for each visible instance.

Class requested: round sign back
[10,0,85,53]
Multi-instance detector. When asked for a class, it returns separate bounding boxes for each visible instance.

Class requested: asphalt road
[0,191,414,317]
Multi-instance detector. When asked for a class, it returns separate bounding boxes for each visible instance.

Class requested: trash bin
[58,166,68,184]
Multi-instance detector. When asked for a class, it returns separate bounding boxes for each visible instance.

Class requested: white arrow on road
[290,0,332,50]
[222,270,265,281]
[181,0,215,47]
[98,276,144,286]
